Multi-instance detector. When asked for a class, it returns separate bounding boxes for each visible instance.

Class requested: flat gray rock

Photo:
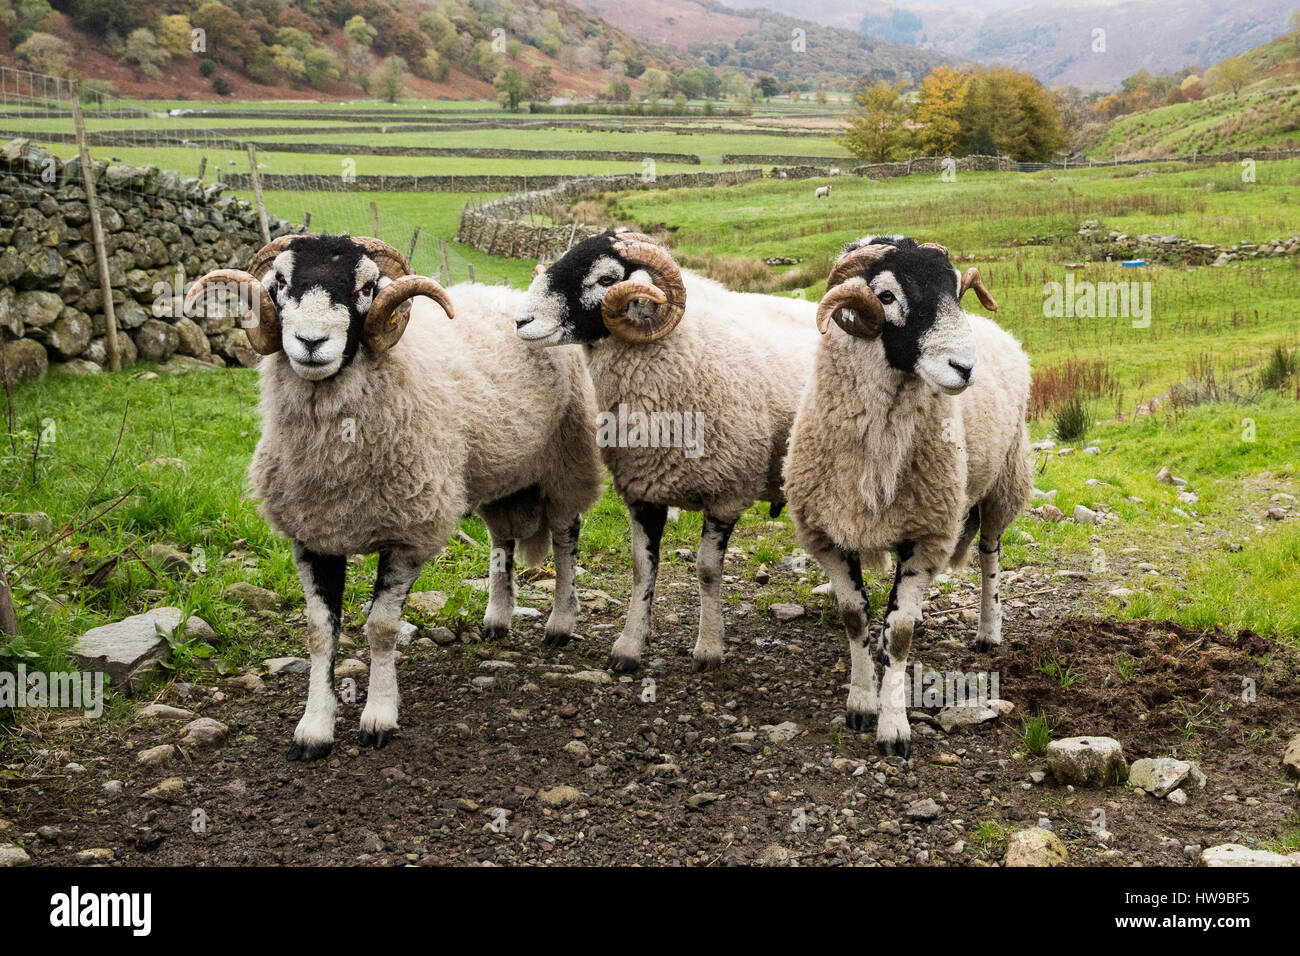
[72,607,212,693]
[1199,844,1300,867]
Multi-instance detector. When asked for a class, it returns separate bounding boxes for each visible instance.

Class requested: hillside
[718,0,1297,91]
[0,0,700,102]
[1086,32,1300,158]
[581,0,953,88]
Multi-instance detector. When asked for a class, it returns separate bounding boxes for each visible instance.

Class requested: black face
[515,231,634,346]
[838,235,962,373]
[264,235,382,379]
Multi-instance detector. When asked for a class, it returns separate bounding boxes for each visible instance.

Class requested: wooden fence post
[407,227,420,270]
[247,143,270,243]
[438,238,450,284]
[197,155,207,181]
[71,83,122,373]
[370,201,381,239]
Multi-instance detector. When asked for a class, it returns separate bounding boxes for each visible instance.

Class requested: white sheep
[814,184,832,199]
[515,230,819,672]
[185,235,602,760]
[783,235,1032,756]
[829,168,842,177]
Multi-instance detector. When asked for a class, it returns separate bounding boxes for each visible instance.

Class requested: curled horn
[816,242,892,339]
[959,266,999,312]
[183,234,298,354]
[353,237,454,353]
[918,241,949,257]
[600,238,686,344]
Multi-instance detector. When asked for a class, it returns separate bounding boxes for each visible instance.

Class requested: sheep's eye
[597,275,617,287]
[361,281,376,296]
[877,290,896,305]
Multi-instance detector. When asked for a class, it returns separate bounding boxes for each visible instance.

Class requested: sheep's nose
[948,359,973,381]
[296,334,328,353]
[515,315,534,330]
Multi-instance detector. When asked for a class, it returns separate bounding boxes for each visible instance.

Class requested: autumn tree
[913,66,968,155]
[372,55,408,103]
[837,80,911,162]
[494,65,530,111]
[1207,57,1252,98]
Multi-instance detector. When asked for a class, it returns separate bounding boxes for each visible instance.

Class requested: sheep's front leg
[877,542,936,758]
[607,501,667,672]
[974,537,1004,652]
[808,540,877,731]
[482,530,515,641]
[359,547,425,749]
[288,543,346,762]
[692,513,735,672]
[544,516,582,648]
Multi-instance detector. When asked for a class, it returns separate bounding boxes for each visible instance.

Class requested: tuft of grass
[1259,345,1297,392]
[1019,712,1053,754]
[1113,653,1138,682]
[1038,653,1085,689]
[969,820,1012,860]
[1053,396,1090,442]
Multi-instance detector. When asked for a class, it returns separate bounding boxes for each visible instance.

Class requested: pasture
[1,98,1298,867]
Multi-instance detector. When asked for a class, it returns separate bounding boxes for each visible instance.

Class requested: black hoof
[606,653,641,673]
[287,740,333,762]
[846,710,874,733]
[877,737,911,759]
[359,727,397,749]
[691,656,721,673]
[543,631,573,648]
[972,638,998,654]
[482,625,509,641]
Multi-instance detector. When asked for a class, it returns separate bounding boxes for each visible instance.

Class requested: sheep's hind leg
[877,542,938,758]
[692,512,736,672]
[808,539,877,731]
[359,547,425,749]
[288,543,346,761]
[608,501,667,672]
[544,516,582,648]
[481,528,516,641]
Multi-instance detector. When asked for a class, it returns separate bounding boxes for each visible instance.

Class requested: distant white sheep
[814,185,832,199]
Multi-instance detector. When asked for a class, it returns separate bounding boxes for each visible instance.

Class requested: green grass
[1019,713,1053,754]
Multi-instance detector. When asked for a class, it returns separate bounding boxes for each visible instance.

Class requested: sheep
[184,234,602,760]
[782,235,1032,756]
[829,168,842,177]
[514,229,820,673]
[814,184,832,199]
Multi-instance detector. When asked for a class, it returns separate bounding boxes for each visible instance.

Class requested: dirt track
[4,562,1298,866]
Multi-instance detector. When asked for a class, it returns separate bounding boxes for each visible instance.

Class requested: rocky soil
[3,558,1298,867]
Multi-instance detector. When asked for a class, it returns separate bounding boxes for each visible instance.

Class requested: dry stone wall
[0,138,300,384]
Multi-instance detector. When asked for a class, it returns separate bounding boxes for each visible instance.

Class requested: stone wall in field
[456,168,764,260]
[0,138,301,384]
[851,155,1018,179]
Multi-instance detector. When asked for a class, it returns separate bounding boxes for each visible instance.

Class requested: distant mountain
[718,0,1297,90]
[578,0,954,88]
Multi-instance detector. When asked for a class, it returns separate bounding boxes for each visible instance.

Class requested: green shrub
[1053,396,1089,441]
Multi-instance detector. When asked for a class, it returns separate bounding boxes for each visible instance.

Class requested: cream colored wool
[585,271,819,518]
[785,313,1031,569]
[250,282,602,560]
